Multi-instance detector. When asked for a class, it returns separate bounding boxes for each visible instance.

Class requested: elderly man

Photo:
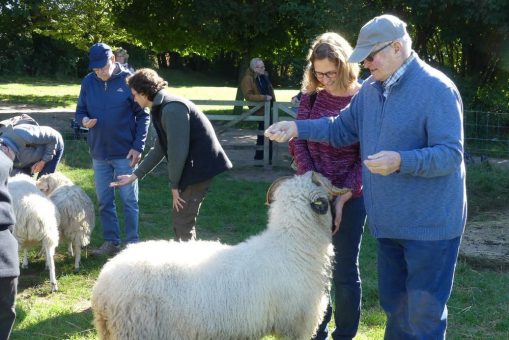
[240,57,276,161]
[76,42,150,256]
[265,14,465,339]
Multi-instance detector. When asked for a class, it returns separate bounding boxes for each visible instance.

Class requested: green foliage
[35,0,135,50]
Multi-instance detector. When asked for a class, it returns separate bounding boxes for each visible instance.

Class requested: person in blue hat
[76,42,150,257]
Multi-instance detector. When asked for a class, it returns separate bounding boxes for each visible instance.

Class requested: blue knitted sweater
[297,55,466,241]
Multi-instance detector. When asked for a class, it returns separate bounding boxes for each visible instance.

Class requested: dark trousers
[377,236,461,339]
[0,277,18,340]
[172,179,212,241]
[314,197,366,340]
[38,145,64,179]
[255,120,272,162]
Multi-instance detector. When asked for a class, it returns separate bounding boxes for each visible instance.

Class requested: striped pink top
[291,90,363,197]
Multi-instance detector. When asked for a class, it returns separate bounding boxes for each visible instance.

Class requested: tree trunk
[233,51,250,115]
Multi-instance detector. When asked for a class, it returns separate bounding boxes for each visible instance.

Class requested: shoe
[90,241,121,257]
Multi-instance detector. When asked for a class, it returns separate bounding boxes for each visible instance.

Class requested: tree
[35,0,134,50]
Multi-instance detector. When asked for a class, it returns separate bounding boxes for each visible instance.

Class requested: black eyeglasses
[313,70,338,79]
[364,41,393,62]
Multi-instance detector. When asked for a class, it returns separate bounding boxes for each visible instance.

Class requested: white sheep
[91,171,349,340]
[36,172,95,272]
[8,174,60,292]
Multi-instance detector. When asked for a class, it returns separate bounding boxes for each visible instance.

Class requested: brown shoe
[90,241,121,257]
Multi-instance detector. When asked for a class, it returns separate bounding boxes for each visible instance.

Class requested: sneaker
[90,241,121,257]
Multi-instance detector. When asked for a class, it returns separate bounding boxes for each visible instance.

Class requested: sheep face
[36,172,73,196]
[266,171,350,236]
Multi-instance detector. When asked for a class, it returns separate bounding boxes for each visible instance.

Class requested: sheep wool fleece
[297,54,466,241]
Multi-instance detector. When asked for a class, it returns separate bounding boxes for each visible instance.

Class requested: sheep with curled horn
[91,171,350,340]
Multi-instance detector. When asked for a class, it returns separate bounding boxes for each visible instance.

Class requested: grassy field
[0,70,298,111]
[1,74,508,339]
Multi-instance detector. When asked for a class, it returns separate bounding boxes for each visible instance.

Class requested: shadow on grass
[0,94,78,108]
[14,308,95,339]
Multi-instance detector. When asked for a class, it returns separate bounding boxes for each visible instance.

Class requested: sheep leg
[68,242,74,257]
[21,248,29,269]
[73,241,81,273]
[45,246,58,292]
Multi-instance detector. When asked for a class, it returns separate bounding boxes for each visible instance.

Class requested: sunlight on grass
[0,71,297,111]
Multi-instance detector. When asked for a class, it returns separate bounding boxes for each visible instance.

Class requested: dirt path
[1,104,507,269]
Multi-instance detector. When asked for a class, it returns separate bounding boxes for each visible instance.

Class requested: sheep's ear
[311,171,351,197]
[266,176,292,206]
[310,197,329,215]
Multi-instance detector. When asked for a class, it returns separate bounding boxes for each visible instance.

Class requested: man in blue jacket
[76,43,149,256]
[265,15,466,339]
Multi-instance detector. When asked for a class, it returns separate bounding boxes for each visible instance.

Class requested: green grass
[0,71,297,111]
[4,75,509,340]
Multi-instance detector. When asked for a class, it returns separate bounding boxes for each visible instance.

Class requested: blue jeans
[314,196,366,340]
[93,158,139,245]
[377,237,461,340]
[38,144,64,179]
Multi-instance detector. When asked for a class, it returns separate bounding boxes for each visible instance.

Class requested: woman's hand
[172,188,186,212]
[332,191,353,235]
[110,174,137,187]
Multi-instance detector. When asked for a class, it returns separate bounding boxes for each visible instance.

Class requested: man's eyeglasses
[364,41,393,62]
[313,70,338,79]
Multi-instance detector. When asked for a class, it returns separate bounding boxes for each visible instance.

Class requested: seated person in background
[0,124,64,178]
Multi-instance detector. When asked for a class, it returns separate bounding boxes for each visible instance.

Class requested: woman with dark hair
[292,32,366,340]
[111,68,232,241]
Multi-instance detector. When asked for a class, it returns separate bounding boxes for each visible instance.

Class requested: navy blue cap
[89,43,114,69]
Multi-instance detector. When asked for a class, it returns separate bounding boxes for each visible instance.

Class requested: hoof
[51,283,58,292]
[73,267,80,273]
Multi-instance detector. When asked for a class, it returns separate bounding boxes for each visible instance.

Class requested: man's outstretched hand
[264,121,298,143]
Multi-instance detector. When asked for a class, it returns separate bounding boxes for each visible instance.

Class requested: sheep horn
[311,171,351,196]
[266,176,293,206]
